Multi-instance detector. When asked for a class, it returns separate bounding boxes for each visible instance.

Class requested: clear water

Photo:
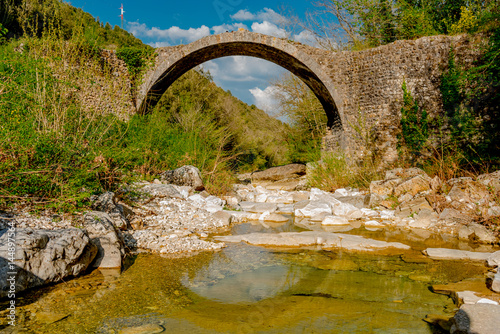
[0,219,492,333]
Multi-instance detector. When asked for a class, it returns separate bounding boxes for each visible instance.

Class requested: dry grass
[308,152,382,191]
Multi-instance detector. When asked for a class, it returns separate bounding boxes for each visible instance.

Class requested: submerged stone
[214,231,411,253]
[423,248,492,262]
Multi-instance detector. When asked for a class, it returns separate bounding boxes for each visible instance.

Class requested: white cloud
[293,30,318,47]
[148,41,171,48]
[251,21,288,38]
[203,57,285,83]
[211,23,248,35]
[230,9,255,21]
[249,85,281,114]
[127,22,211,44]
[231,8,285,24]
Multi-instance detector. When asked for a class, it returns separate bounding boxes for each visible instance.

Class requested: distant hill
[1,0,147,49]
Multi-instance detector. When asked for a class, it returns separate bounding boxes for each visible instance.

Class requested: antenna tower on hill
[119,4,125,29]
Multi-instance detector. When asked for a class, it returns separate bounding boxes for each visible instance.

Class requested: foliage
[0,38,122,211]
[0,0,295,211]
[303,0,499,49]
[438,32,500,167]
[0,23,7,44]
[440,48,462,114]
[116,47,153,78]
[116,46,154,93]
[271,73,327,162]
[398,80,429,157]
[449,6,479,35]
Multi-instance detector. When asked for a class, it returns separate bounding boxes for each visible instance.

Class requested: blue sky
[68,0,320,111]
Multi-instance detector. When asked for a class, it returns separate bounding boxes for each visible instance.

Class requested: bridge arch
[137,31,343,130]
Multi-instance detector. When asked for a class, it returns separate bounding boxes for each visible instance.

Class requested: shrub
[398,80,429,157]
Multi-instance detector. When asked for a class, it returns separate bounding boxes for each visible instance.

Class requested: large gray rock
[487,251,500,267]
[410,208,439,228]
[458,223,498,244]
[370,168,430,197]
[159,165,204,191]
[331,201,363,219]
[211,211,233,226]
[385,167,427,180]
[447,177,491,203]
[439,208,474,224]
[369,178,401,196]
[91,191,128,230]
[322,215,349,225]
[491,271,500,293]
[238,201,278,213]
[250,163,306,181]
[0,228,97,298]
[83,211,123,268]
[394,174,432,197]
[336,195,369,209]
[395,197,433,219]
[139,184,184,198]
[451,304,500,334]
[477,170,500,194]
[295,201,332,218]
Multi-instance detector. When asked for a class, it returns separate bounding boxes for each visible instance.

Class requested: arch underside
[142,42,341,129]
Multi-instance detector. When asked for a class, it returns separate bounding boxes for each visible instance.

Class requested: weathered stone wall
[84,50,135,120]
[52,49,135,120]
[137,32,485,163]
[320,34,485,163]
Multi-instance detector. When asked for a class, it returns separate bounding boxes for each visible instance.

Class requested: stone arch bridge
[137,31,480,162]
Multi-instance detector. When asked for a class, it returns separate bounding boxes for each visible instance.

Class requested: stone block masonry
[135,31,484,162]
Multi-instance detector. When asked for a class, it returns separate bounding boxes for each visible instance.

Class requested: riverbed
[1,217,495,334]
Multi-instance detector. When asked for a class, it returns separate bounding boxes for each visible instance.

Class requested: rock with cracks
[0,228,97,298]
[250,163,306,181]
[423,248,493,262]
[450,304,500,334]
[90,191,128,230]
[159,165,204,191]
[83,211,124,269]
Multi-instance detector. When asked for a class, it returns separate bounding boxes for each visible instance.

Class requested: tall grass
[308,152,381,191]
[0,32,130,210]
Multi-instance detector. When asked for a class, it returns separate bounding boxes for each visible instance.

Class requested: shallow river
[1,219,493,333]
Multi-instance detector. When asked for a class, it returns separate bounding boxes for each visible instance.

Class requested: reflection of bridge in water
[178,242,456,333]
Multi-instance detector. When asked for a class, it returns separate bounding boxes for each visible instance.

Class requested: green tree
[303,0,498,49]
[271,73,327,162]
